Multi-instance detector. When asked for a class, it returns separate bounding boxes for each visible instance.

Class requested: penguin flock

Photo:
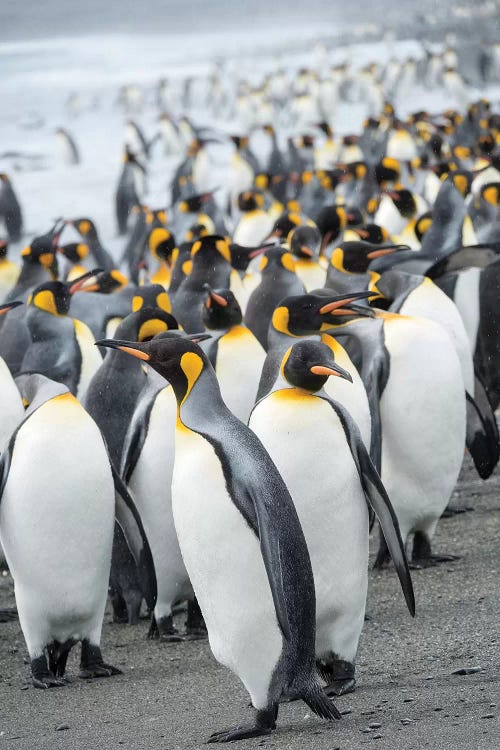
[0,31,500,745]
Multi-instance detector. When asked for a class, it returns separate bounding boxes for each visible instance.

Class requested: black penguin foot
[410,554,460,569]
[79,641,122,679]
[110,593,129,624]
[183,598,207,640]
[31,655,65,689]
[324,678,356,696]
[441,504,474,518]
[411,531,459,568]
[147,614,183,642]
[207,706,277,744]
[317,655,355,696]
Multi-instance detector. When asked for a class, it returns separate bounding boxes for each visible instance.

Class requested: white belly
[172,425,283,709]
[233,212,274,246]
[399,282,474,393]
[294,260,327,292]
[0,395,114,654]
[250,391,368,662]
[73,319,103,402]
[215,326,266,423]
[127,387,192,618]
[380,317,465,541]
[453,268,481,352]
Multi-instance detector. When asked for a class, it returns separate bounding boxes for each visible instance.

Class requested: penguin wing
[203,426,293,641]
[112,466,157,609]
[0,435,14,501]
[120,391,157,483]
[319,395,415,617]
[465,375,500,480]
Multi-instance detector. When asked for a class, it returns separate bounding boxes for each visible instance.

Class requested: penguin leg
[79,640,122,679]
[31,653,65,689]
[373,525,391,569]
[207,703,278,743]
[148,613,183,643]
[411,531,459,568]
[109,591,129,624]
[183,597,207,641]
[317,655,356,696]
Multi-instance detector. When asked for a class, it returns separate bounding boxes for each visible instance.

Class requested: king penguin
[200,286,266,422]
[0,373,154,688]
[97,334,340,742]
[249,340,414,694]
[85,307,178,624]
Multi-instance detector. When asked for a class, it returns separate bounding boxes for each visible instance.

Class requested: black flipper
[465,376,500,479]
[319,394,415,617]
[112,466,157,611]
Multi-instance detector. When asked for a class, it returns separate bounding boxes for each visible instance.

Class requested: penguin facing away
[0,373,155,688]
[96,334,340,743]
[249,341,414,694]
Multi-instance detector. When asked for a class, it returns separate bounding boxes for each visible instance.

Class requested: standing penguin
[115,147,146,235]
[85,307,178,624]
[20,275,103,402]
[0,174,23,242]
[200,286,266,422]
[121,331,211,642]
[0,373,154,688]
[69,217,114,271]
[55,127,80,165]
[97,334,340,742]
[0,301,25,448]
[0,240,20,302]
[287,225,326,291]
[244,247,306,349]
[249,340,414,694]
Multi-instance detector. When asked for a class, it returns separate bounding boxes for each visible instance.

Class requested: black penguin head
[345,206,364,226]
[315,205,348,250]
[95,332,211,404]
[344,161,368,181]
[479,182,500,208]
[56,242,89,263]
[259,247,296,275]
[178,191,214,214]
[317,122,333,138]
[385,189,417,218]
[281,340,352,392]
[70,217,99,242]
[132,284,171,314]
[201,285,242,329]
[21,222,63,277]
[231,135,249,150]
[77,269,128,293]
[148,227,176,262]
[114,307,179,344]
[271,291,374,336]
[350,224,390,244]
[28,281,72,316]
[330,241,406,274]
[237,190,265,212]
[477,133,495,155]
[185,222,212,242]
[270,211,305,240]
[190,235,232,266]
[229,241,271,272]
[375,157,401,186]
[288,225,321,260]
[445,170,472,197]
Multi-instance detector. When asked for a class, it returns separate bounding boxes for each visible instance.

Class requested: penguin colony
[0,34,500,745]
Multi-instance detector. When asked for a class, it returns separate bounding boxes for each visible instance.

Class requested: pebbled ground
[0,454,499,749]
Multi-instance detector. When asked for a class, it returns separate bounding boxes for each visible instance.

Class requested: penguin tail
[302,678,341,721]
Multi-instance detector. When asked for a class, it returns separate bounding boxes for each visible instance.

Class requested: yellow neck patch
[179,351,204,406]
[281,253,296,272]
[138,318,168,341]
[31,290,60,316]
